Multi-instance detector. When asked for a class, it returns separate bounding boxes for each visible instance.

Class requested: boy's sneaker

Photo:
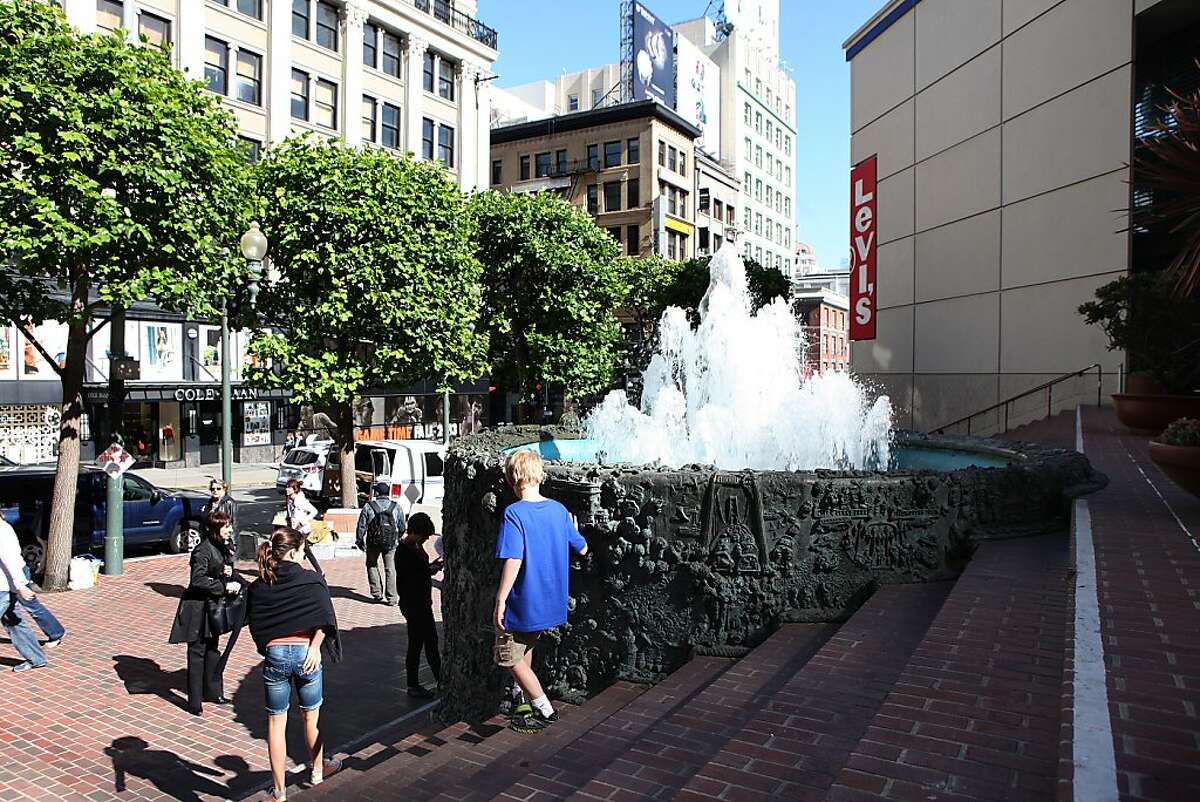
[406,685,436,700]
[12,662,46,673]
[310,757,342,786]
[44,637,63,649]
[509,707,558,734]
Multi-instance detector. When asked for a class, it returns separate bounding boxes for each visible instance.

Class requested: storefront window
[243,401,271,446]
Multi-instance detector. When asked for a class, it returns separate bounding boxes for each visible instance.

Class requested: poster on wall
[849,155,877,341]
[243,401,271,446]
[675,36,720,158]
[20,322,68,378]
[90,321,141,380]
[199,325,222,378]
[631,2,675,107]
[0,326,15,380]
[141,322,182,380]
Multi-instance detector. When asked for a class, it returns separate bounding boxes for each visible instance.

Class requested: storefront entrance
[197,402,220,465]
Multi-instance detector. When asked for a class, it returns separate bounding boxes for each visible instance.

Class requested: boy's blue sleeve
[566,514,587,554]
[496,510,524,560]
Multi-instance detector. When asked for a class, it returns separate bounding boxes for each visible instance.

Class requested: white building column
[456,63,477,189]
[405,36,429,156]
[175,0,205,79]
[121,0,137,42]
[340,2,369,146]
[473,63,492,191]
[267,0,292,144]
[62,0,96,33]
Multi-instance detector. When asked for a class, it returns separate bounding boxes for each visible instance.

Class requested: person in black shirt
[394,512,442,699]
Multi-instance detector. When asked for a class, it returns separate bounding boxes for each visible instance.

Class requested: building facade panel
[913,292,1000,374]
[853,306,914,374]
[1002,0,1062,36]
[877,238,915,311]
[850,11,915,131]
[915,45,1001,161]
[911,373,999,431]
[876,167,915,245]
[914,126,1001,232]
[851,99,915,179]
[914,0,1001,90]
[914,210,1001,303]
[998,274,1124,374]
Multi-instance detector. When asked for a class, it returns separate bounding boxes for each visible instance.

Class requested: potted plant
[1078,272,1200,432]
[1150,417,1200,498]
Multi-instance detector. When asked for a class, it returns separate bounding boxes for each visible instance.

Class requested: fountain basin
[439,426,1107,722]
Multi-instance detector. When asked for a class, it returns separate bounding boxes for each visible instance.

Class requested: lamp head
[240,221,268,262]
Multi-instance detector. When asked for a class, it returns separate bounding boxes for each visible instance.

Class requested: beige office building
[844,0,1199,432]
[64,0,498,190]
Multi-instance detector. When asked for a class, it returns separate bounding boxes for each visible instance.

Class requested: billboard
[631,2,675,107]
[849,156,877,341]
[676,35,721,158]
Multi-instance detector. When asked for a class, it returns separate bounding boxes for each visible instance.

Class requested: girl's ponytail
[257,526,305,584]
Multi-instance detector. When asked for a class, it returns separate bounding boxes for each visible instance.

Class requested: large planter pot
[1112,393,1200,434]
[1149,442,1200,498]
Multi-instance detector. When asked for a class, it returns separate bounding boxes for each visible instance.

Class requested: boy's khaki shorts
[494,630,542,668]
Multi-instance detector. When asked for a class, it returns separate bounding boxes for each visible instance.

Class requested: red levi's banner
[849,155,877,341]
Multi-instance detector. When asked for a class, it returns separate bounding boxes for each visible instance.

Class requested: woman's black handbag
[206,588,247,635]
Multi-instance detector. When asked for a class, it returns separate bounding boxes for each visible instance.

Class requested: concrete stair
[994,410,1076,451]
[283,535,1074,802]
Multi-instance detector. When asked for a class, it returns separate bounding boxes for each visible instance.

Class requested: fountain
[439,244,1107,722]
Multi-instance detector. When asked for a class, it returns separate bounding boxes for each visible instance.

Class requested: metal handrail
[409,0,498,49]
[932,363,1104,436]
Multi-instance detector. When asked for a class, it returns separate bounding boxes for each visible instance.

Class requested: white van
[322,440,445,514]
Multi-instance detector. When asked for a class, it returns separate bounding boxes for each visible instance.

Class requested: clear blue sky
[487,0,883,269]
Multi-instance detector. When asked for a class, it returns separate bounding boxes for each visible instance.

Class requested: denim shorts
[262,644,323,716]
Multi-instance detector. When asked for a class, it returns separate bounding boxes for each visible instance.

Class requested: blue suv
[0,465,207,575]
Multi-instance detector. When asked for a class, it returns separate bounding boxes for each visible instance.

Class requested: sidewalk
[138,462,280,491]
[0,553,441,802]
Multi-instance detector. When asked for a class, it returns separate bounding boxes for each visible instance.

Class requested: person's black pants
[187,635,223,709]
[403,605,441,688]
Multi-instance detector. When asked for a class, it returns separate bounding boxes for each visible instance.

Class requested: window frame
[315,0,339,51]
[204,35,229,96]
[627,137,640,164]
[235,48,263,106]
[290,68,309,121]
[362,22,378,69]
[534,151,551,178]
[603,181,621,213]
[491,159,502,185]
[627,177,639,209]
[586,184,598,215]
[568,94,579,112]
[361,94,377,143]
[291,0,309,39]
[381,31,402,78]
[423,51,435,93]
[313,77,338,130]
[137,9,171,48]
[555,149,568,174]
[519,155,530,181]
[438,58,456,101]
[603,140,621,168]
[437,123,454,167]
[626,224,639,255]
[422,117,435,160]
[586,143,599,170]
[381,102,401,149]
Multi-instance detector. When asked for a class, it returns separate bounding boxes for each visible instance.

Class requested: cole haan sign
[850,155,877,341]
[174,386,259,402]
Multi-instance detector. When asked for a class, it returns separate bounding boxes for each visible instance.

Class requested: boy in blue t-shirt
[494,449,588,733]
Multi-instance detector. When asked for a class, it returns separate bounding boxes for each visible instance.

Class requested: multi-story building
[843,0,1199,431]
[694,152,740,257]
[63,0,498,190]
[793,288,850,377]
[791,242,850,297]
[490,101,702,260]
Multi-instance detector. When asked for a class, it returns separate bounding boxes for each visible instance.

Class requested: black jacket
[201,494,238,534]
[247,561,342,661]
[168,538,235,644]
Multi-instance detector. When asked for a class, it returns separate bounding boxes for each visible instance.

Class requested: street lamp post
[220,222,268,487]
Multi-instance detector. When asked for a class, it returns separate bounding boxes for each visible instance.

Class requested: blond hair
[505,449,545,491]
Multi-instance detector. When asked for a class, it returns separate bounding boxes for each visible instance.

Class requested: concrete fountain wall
[438,426,1107,722]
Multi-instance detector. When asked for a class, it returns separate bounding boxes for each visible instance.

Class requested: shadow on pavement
[144,581,185,598]
[112,655,189,711]
[328,585,380,605]
[106,736,227,801]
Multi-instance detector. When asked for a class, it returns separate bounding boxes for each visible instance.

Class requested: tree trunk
[336,399,357,509]
[42,317,90,591]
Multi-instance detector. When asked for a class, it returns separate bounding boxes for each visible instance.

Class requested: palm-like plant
[1133,78,1200,298]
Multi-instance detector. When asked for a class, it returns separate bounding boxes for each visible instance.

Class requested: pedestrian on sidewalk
[493,450,588,733]
[0,517,48,672]
[202,478,238,534]
[19,563,65,648]
[355,481,403,606]
[248,526,343,802]
[283,479,323,575]
[168,511,243,715]
[395,512,442,698]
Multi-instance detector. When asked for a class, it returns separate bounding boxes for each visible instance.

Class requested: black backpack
[365,498,401,551]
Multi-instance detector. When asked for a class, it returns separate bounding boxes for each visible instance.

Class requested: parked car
[321,440,445,514]
[275,441,333,495]
[0,465,208,574]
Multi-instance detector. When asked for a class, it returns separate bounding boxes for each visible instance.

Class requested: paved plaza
[0,551,441,802]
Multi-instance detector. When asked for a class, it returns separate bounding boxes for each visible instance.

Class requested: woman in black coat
[169,511,242,715]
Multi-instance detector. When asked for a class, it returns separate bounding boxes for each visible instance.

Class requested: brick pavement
[0,551,440,802]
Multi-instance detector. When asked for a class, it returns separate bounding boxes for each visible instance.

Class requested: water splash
[585,243,893,471]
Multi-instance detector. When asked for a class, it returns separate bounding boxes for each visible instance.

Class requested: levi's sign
[850,156,877,341]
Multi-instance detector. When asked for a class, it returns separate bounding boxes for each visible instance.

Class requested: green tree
[247,136,483,506]
[744,256,793,313]
[0,3,252,588]
[472,192,625,413]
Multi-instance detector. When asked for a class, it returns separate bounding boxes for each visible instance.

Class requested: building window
[568,94,579,112]
[204,36,228,95]
[626,224,639,255]
[658,140,666,167]
[755,213,762,235]
[756,145,762,167]
[438,59,456,100]
[291,0,309,38]
[236,50,262,105]
[627,137,640,164]
[604,141,621,168]
[785,135,791,155]
[744,102,751,124]
[766,120,773,140]
[363,22,378,68]
[555,149,568,174]
[603,181,621,212]
[679,189,688,220]
[362,95,377,142]
[535,152,551,178]
[679,152,687,177]
[290,69,308,120]
[606,226,622,244]
[587,143,599,170]
[667,230,677,259]
[491,159,502,185]
[314,78,337,129]
[138,10,170,48]
[744,206,751,227]
[713,199,723,220]
[97,0,122,31]
[744,171,751,189]
[667,146,677,173]
[755,112,762,133]
[222,0,263,21]
[381,32,402,78]
[315,1,339,51]
[699,188,710,214]
[423,51,435,92]
[587,185,598,215]
[745,137,752,158]
[727,204,735,225]
[627,177,639,209]
[381,103,401,149]
[519,155,530,180]
[438,124,454,167]
[755,179,762,201]
[239,135,261,163]
[785,197,791,216]
[422,118,435,160]
[592,87,603,107]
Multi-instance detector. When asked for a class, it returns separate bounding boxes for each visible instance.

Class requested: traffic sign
[96,443,134,477]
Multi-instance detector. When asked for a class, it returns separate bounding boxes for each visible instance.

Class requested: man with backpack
[355,481,404,606]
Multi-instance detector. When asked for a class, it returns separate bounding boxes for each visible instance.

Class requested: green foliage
[0,0,253,330]
[621,253,793,330]
[471,191,625,401]
[744,256,793,313]
[1078,272,1200,393]
[1160,417,1200,447]
[246,136,484,405]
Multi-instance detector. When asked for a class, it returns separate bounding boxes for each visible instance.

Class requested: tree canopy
[472,191,626,405]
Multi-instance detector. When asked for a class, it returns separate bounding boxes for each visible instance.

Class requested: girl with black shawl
[248,527,342,801]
